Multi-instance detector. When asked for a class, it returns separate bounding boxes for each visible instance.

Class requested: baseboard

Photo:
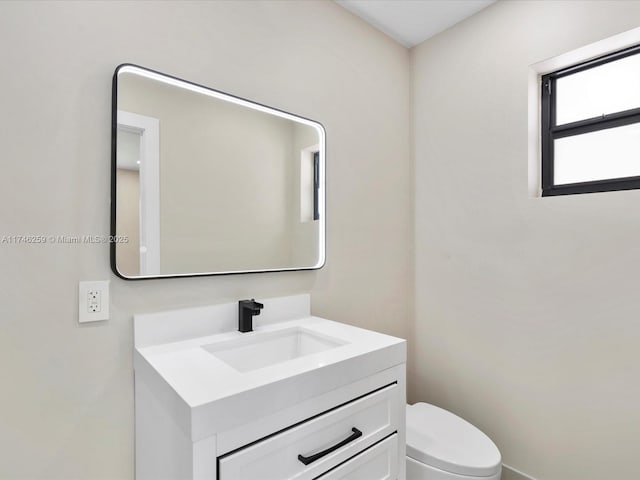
[502,463,539,480]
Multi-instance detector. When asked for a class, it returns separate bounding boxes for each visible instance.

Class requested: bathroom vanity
[134,294,406,479]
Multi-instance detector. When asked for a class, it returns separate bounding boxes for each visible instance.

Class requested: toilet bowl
[406,403,502,480]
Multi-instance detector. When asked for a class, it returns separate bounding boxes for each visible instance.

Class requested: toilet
[406,403,502,480]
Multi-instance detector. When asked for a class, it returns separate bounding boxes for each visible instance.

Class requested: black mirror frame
[110,63,326,280]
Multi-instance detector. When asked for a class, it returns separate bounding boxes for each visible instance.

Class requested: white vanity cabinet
[134,295,406,480]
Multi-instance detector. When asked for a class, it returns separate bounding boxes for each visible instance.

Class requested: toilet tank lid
[406,403,501,477]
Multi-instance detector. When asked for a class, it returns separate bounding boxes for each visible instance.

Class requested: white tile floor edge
[503,464,539,480]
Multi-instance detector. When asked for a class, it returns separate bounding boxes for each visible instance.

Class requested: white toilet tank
[406,403,502,480]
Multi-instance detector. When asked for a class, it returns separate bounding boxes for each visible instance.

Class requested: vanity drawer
[218,383,399,480]
[316,434,398,480]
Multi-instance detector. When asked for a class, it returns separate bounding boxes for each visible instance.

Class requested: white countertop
[137,316,404,407]
[133,296,406,440]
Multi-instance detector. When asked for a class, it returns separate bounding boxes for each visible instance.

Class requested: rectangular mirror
[111,64,325,279]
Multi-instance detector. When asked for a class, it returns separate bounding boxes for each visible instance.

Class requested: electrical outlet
[79,281,109,323]
[87,289,101,313]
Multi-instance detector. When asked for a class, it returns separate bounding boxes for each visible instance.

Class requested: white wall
[0,2,410,479]
[412,1,640,479]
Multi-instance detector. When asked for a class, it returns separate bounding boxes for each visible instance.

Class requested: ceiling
[335,0,496,48]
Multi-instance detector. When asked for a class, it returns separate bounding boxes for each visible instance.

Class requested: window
[541,44,640,196]
[300,145,321,222]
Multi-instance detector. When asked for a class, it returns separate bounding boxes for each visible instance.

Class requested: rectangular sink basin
[202,327,346,373]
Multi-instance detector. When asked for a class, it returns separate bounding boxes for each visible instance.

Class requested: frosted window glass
[556,54,640,125]
[554,123,640,185]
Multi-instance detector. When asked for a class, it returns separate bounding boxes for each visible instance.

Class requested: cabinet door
[218,384,399,480]
[316,434,398,480]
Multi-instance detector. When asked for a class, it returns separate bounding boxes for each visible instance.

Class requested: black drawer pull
[297,427,363,466]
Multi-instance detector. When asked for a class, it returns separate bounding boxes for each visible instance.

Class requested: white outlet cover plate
[78,280,110,323]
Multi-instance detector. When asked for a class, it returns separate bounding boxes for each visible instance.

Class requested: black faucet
[238,298,264,333]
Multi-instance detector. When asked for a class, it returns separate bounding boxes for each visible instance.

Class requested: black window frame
[541,44,640,196]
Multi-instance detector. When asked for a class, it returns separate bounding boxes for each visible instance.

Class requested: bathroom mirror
[111,64,325,279]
